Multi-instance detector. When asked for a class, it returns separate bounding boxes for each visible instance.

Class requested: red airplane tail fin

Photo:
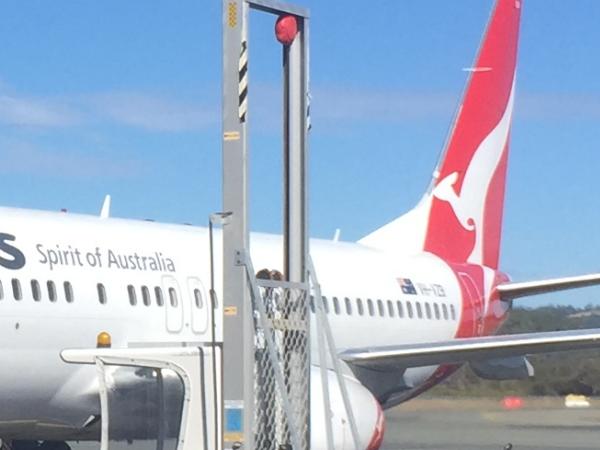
[423,0,522,269]
[359,1,522,269]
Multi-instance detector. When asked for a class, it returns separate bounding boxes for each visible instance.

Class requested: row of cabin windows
[0,279,74,303]
[311,296,457,321]
[126,285,173,307]
[126,284,205,309]
[0,279,207,310]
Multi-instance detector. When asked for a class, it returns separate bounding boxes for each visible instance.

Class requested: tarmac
[382,398,600,450]
[68,397,600,450]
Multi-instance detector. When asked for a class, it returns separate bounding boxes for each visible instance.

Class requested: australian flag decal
[398,278,417,295]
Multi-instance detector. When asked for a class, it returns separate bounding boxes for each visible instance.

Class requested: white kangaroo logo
[432,81,515,265]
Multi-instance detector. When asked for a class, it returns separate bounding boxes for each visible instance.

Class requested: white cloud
[310,86,600,125]
[0,94,80,127]
[0,79,598,133]
[87,92,218,132]
[312,86,457,123]
[516,92,600,121]
[0,139,146,178]
[0,80,218,132]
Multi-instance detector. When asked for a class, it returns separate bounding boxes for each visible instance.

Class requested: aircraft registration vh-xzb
[0,1,599,450]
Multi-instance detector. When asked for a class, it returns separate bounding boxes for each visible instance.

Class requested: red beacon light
[275,15,298,46]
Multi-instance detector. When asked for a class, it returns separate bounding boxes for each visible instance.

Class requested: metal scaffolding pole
[222,1,252,448]
[222,1,310,449]
[283,10,308,286]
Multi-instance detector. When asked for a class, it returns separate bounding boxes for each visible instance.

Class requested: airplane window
[396,300,404,318]
[406,301,414,318]
[450,304,457,320]
[345,297,352,315]
[47,281,57,302]
[97,283,107,305]
[433,302,441,320]
[377,300,385,317]
[425,302,432,319]
[333,297,341,315]
[128,285,137,306]
[322,296,329,314]
[442,303,449,320]
[169,287,178,307]
[31,280,41,302]
[211,290,218,309]
[357,298,364,316]
[142,286,151,307]
[415,301,423,319]
[367,299,374,316]
[12,278,22,301]
[0,280,3,300]
[64,281,74,303]
[194,288,203,309]
[155,287,164,307]
[387,300,395,317]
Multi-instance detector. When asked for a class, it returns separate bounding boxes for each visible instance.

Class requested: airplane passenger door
[187,277,209,335]
[162,275,184,333]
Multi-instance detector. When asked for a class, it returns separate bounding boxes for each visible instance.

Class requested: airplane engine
[310,366,385,450]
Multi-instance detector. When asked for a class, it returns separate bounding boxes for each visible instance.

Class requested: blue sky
[0,1,599,306]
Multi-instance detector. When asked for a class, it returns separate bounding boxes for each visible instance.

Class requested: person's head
[256,268,271,280]
[270,270,283,281]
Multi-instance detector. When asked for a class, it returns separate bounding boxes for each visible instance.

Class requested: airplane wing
[497,273,600,301]
[340,328,600,370]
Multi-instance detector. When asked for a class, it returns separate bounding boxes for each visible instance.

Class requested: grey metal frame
[282,9,309,284]
[221,1,310,449]
[222,0,252,447]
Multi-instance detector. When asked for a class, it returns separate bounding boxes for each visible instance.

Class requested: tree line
[430,305,600,397]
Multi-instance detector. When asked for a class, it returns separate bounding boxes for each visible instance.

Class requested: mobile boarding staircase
[61,0,360,449]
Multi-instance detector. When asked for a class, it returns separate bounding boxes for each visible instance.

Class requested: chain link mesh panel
[252,277,310,450]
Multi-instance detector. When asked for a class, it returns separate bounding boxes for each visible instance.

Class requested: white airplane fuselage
[0,205,506,440]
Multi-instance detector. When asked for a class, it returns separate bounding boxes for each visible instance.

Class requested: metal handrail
[308,256,361,450]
